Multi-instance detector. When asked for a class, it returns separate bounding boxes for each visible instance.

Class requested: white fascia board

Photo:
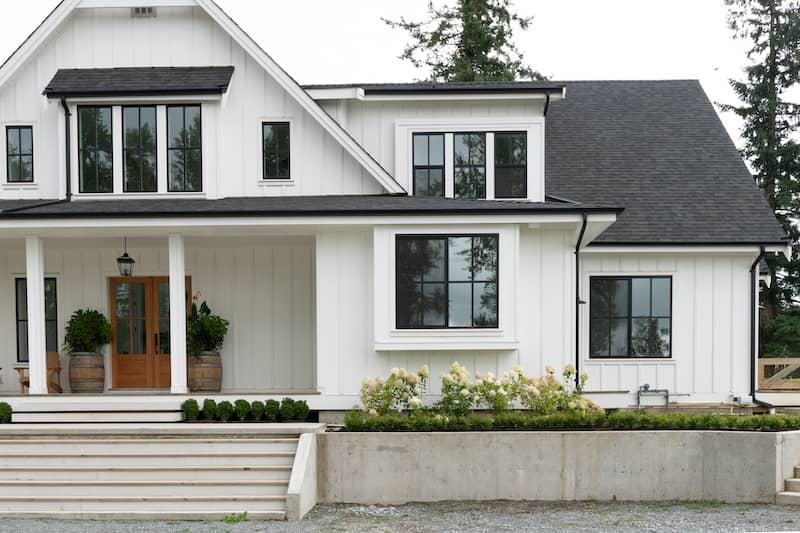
[195,0,405,194]
[362,92,563,103]
[583,245,782,255]
[61,94,222,104]
[305,88,365,101]
[78,0,196,7]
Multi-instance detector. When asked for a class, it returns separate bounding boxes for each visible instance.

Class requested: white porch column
[25,236,47,395]
[168,233,188,393]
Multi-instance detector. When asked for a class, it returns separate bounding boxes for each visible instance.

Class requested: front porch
[0,233,317,397]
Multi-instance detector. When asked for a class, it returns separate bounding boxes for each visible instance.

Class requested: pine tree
[723,0,800,319]
[383,0,545,82]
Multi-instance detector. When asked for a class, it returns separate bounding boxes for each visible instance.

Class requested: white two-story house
[0,0,789,414]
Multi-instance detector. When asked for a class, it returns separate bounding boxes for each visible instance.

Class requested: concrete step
[12,411,183,423]
[777,491,800,505]
[0,438,299,454]
[785,478,800,492]
[795,465,800,479]
[0,510,286,520]
[0,480,289,498]
[0,465,293,482]
[0,451,296,467]
[0,496,287,513]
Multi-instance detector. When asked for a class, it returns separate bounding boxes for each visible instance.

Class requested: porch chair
[15,352,63,394]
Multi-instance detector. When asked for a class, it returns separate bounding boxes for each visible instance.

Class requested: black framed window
[15,278,58,363]
[412,133,444,196]
[167,105,202,192]
[6,126,33,183]
[494,132,526,198]
[123,106,157,192]
[262,122,290,179]
[78,106,113,193]
[396,235,498,329]
[453,133,486,199]
[589,276,672,358]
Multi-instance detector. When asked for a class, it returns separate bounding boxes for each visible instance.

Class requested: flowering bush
[360,365,429,415]
[473,371,513,413]
[438,362,475,416]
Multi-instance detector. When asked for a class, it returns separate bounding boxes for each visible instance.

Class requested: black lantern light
[117,237,135,277]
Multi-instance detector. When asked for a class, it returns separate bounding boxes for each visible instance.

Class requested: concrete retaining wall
[287,433,318,521]
[318,431,800,504]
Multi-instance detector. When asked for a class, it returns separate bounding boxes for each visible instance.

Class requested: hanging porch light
[116,237,135,277]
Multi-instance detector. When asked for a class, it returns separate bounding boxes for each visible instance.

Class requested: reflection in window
[413,133,444,196]
[167,105,202,192]
[15,278,57,362]
[494,132,526,198]
[453,133,486,199]
[262,122,290,179]
[396,235,498,329]
[78,107,113,193]
[589,276,672,358]
[123,106,157,192]
[6,126,33,183]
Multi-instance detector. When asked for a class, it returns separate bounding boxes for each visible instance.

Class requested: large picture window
[6,126,33,183]
[15,278,58,363]
[589,276,672,358]
[167,105,202,192]
[453,133,486,199]
[262,122,290,179]
[413,133,444,196]
[78,106,113,193]
[396,235,498,329]
[122,106,157,192]
[494,132,526,198]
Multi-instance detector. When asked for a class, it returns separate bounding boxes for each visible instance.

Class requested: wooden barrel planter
[69,353,105,393]
[188,351,223,392]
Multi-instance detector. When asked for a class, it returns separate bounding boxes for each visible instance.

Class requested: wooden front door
[110,276,191,389]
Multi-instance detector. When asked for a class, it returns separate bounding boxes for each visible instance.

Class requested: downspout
[60,98,72,202]
[574,213,588,389]
[750,245,774,411]
[543,92,551,116]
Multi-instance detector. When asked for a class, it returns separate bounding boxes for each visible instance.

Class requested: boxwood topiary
[217,400,234,422]
[251,400,265,421]
[293,400,310,421]
[279,398,296,421]
[234,399,251,422]
[0,402,11,424]
[181,399,200,422]
[202,399,218,421]
[265,399,280,422]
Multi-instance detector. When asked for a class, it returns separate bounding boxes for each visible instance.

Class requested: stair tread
[0,438,298,444]
[0,465,292,471]
[0,496,287,502]
[0,479,289,486]
[0,451,295,456]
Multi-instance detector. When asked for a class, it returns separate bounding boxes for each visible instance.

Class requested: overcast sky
[0,0,759,147]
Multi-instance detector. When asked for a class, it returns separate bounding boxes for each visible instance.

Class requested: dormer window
[412,133,444,196]
[454,133,486,199]
[494,132,527,199]
[167,105,202,192]
[123,106,157,193]
[78,106,113,193]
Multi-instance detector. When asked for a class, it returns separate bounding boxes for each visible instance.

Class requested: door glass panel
[160,319,170,354]
[115,282,147,355]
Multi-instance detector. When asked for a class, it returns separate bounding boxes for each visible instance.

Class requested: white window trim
[1,120,39,188]
[256,116,297,186]
[395,117,545,202]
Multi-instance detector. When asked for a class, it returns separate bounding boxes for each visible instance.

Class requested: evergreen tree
[383,0,545,82]
[723,0,800,319]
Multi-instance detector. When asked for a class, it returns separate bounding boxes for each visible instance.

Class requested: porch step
[785,478,800,492]
[777,492,800,505]
[12,411,183,423]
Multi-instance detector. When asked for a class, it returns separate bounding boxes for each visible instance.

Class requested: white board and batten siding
[0,5,380,201]
[0,237,315,394]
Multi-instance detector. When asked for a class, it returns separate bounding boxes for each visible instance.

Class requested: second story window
[123,106,157,193]
[167,105,202,192]
[78,107,113,193]
[262,122,290,179]
[6,126,33,183]
[413,133,444,196]
[453,133,486,199]
[494,132,527,199]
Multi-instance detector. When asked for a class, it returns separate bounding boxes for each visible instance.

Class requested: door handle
[154,333,159,354]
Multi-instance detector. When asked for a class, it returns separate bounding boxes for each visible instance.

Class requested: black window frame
[589,275,673,359]
[6,125,34,183]
[167,104,203,192]
[122,105,158,193]
[453,132,487,199]
[77,105,114,193]
[494,131,527,199]
[262,121,290,180]
[395,233,499,330]
[412,132,445,197]
[15,277,58,363]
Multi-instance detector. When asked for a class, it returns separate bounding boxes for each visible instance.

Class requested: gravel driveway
[1,501,800,532]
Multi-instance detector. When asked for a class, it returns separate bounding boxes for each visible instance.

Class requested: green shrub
[265,399,280,422]
[279,398,296,421]
[186,301,230,357]
[217,401,234,422]
[0,402,11,424]
[181,399,200,422]
[64,309,112,354]
[294,400,310,421]
[251,400,265,421]
[234,399,251,422]
[202,399,218,421]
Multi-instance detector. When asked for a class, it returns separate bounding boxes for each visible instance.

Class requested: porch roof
[0,195,621,218]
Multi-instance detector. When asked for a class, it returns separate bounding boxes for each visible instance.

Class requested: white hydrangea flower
[419,365,430,378]
[408,397,422,409]
[460,388,471,397]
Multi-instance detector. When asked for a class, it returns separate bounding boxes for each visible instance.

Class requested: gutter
[574,212,588,389]
[749,245,774,411]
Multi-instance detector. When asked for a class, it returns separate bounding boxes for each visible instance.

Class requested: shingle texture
[545,80,786,244]
[0,195,619,218]
[44,66,235,97]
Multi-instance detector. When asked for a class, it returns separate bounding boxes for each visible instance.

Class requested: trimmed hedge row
[344,410,800,432]
[181,397,310,423]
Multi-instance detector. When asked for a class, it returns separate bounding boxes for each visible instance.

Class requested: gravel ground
[1,502,800,532]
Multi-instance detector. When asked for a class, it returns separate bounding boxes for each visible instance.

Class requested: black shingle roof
[304,81,564,95]
[44,66,235,98]
[545,80,787,245]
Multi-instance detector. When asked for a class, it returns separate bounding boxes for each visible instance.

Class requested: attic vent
[131,7,156,18]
